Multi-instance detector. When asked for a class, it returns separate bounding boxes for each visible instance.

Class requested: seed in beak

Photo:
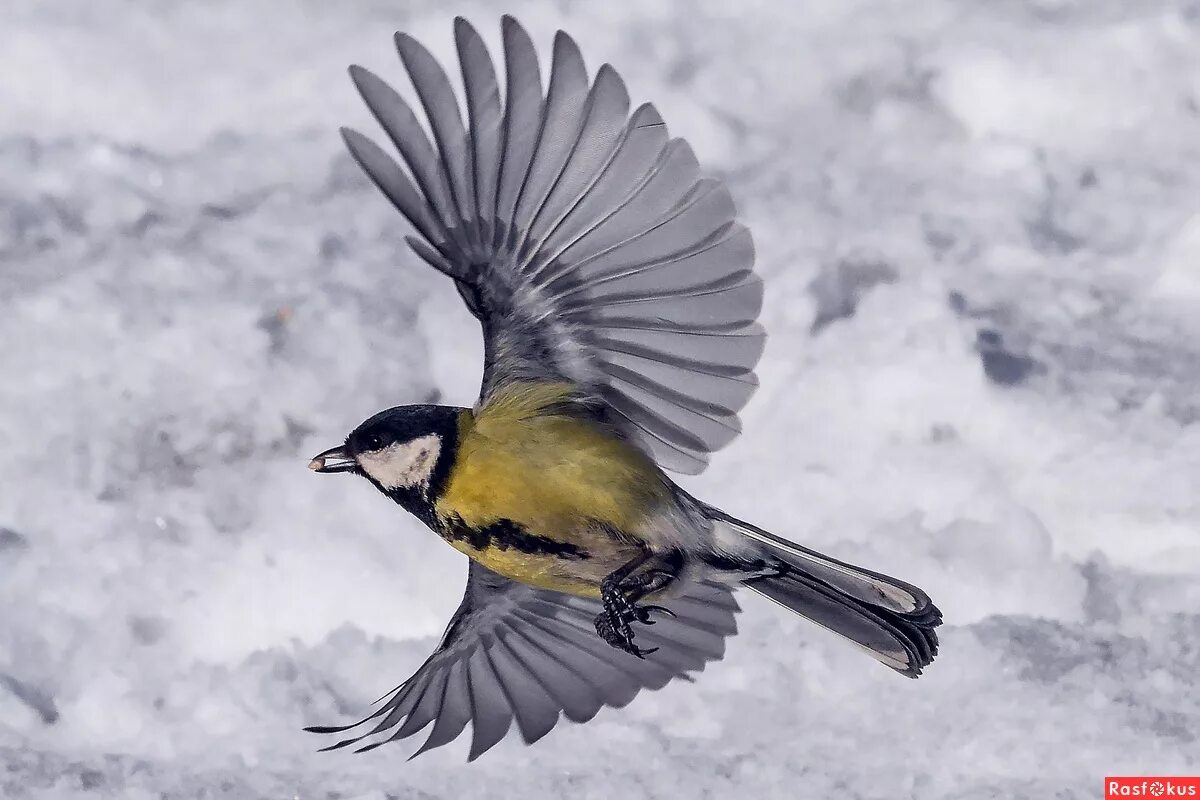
[309,446,356,473]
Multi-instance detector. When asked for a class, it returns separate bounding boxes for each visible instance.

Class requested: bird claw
[638,604,676,622]
[595,587,674,657]
[594,613,643,657]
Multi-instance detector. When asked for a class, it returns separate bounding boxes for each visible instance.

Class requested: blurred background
[2,0,1200,797]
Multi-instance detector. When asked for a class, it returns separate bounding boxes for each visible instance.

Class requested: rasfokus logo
[1106,778,1200,798]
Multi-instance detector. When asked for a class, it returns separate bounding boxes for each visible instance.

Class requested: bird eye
[364,432,393,450]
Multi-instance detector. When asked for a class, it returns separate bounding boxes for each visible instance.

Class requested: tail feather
[705,507,942,677]
[707,506,931,615]
[746,567,940,677]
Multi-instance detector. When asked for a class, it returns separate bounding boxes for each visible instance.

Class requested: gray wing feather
[562,224,753,299]
[526,64,630,256]
[542,141,699,278]
[495,17,543,244]
[511,612,644,707]
[339,128,451,271]
[510,32,590,258]
[394,33,477,249]
[344,16,763,474]
[455,19,502,248]
[570,181,736,279]
[502,627,604,724]
[390,669,447,742]
[347,67,465,265]
[409,660,473,758]
[305,561,739,759]
[479,639,559,744]
[465,650,512,761]
[533,103,668,271]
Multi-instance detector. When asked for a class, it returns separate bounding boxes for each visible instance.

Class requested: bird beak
[308,445,356,474]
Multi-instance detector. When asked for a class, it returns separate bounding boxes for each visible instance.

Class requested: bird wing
[305,561,739,760]
[341,16,764,474]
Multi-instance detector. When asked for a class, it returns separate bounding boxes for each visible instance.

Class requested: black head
[309,405,462,505]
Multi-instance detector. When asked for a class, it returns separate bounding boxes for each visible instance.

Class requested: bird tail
[706,507,942,677]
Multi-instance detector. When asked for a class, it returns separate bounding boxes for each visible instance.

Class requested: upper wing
[305,561,739,760]
[340,16,764,474]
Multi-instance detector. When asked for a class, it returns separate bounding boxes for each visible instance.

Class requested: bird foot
[593,585,674,659]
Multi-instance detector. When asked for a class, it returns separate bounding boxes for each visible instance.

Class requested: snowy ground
[2,0,1200,797]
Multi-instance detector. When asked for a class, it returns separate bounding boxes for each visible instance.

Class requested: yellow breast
[434,383,667,592]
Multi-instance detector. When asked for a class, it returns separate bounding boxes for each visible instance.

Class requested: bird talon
[596,595,668,656]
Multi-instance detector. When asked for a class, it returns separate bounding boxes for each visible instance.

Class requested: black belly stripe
[442,516,590,560]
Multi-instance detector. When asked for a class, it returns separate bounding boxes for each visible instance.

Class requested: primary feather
[342,15,763,474]
[305,562,739,759]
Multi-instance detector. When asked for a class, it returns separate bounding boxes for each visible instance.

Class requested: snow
[2,0,1199,797]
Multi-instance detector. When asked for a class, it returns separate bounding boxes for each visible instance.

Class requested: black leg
[594,550,683,658]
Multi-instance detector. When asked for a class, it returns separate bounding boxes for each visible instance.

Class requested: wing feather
[603,401,709,474]
[554,224,753,300]
[385,668,448,742]
[409,659,474,758]
[598,357,755,416]
[524,63,631,257]
[526,612,677,690]
[485,639,560,744]
[502,627,604,724]
[533,104,670,273]
[547,141,700,274]
[509,32,590,260]
[394,32,478,251]
[339,127,457,269]
[305,563,739,758]
[512,612,646,706]
[455,19,503,248]
[344,17,763,474]
[465,649,513,761]
[495,16,544,247]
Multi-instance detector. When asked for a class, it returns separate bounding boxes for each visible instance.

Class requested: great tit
[304,16,942,760]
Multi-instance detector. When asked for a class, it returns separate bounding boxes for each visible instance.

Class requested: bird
[303,16,942,760]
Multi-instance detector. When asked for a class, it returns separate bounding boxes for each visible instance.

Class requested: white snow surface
[2,0,1200,797]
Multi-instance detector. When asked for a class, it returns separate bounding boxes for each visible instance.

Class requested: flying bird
[305,16,941,760]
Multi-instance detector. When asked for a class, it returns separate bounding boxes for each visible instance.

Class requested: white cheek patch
[357,434,442,490]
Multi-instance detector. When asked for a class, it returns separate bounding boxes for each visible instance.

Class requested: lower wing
[305,561,739,760]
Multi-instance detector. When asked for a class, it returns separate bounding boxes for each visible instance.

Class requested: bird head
[309,405,461,499]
